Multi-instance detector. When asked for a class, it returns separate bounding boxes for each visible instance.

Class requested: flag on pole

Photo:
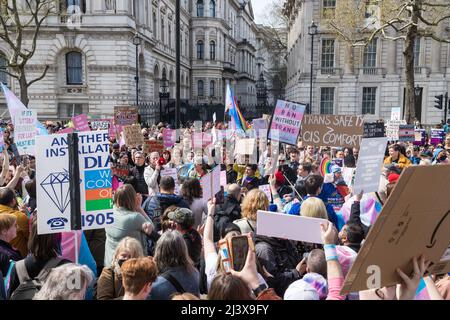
[225,82,249,132]
[1,83,48,136]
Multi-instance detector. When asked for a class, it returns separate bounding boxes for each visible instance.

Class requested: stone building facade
[0,0,265,120]
[283,0,450,125]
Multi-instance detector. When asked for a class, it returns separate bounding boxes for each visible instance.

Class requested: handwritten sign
[414,129,426,146]
[114,106,138,125]
[123,124,144,147]
[161,167,180,194]
[268,100,306,145]
[14,110,37,155]
[258,185,272,202]
[385,120,406,141]
[253,118,268,138]
[200,165,221,202]
[91,119,111,131]
[143,140,164,155]
[163,128,176,148]
[364,122,385,138]
[391,107,401,121]
[72,114,91,132]
[234,138,256,155]
[301,115,364,148]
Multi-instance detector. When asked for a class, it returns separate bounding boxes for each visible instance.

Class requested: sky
[251,0,275,24]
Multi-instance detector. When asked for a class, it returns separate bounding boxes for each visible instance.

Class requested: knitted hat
[388,173,400,184]
[284,272,328,300]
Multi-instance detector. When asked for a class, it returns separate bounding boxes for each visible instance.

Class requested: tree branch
[27,64,49,87]
[0,68,19,80]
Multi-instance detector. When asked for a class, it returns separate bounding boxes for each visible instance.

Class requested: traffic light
[434,94,443,110]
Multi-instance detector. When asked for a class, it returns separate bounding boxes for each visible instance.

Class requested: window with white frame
[363,38,377,68]
[414,37,420,67]
[210,0,216,17]
[322,0,336,17]
[320,87,334,114]
[198,80,204,96]
[66,51,83,85]
[321,39,335,71]
[362,87,377,114]
[197,0,204,17]
[58,103,88,118]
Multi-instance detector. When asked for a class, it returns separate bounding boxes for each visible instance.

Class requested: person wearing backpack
[7,216,70,300]
[213,184,242,242]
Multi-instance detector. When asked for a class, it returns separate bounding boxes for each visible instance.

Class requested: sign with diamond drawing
[36,131,113,234]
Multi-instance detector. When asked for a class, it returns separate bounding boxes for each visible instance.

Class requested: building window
[0,54,7,85]
[210,0,216,17]
[321,39,335,72]
[414,37,420,67]
[66,51,83,85]
[320,87,334,114]
[362,87,377,114]
[152,12,157,33]
[161,18,165,43]
[210,41,216,60]
[58,103,88,118]
[322,0,336,17]
[198,80,204,96]
[65,0,86,13]
[197,0,204,17]
[197,40,204,59]
[363,38,377,68]
[168,24,172,48]
[210,80,215,97]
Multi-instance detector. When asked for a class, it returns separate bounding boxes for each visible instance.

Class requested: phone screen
[231,236,249,272]
[218,239,232,274]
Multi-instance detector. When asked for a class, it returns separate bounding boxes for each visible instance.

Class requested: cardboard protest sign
[200,165,221,202]
[385,120,406,141]
[353,137,389,194]
[234,138,256,155]
[90,119,111,131]
[114,106,138,125]
[161,167,180,194]
[430,128,445,145]
[257,210,328,244]
[398,125,415,142]
[36,131,113,234]
[341,165,450,294]
[301,115,364,148]
[143,140,164,155]
[364,122,385,138]
[14,110,37,155]
[253,118,268,138]
[58,127,74,134]
[414,129,426,146]
[123,124,144,147]
[163,128,176,148]
[111,164,130,178]
[72,114,91,132]
[268,100,306,145]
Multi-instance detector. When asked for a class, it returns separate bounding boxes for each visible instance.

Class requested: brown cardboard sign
[123,124,144,147]
[341,165,450,295]
[114,106,139,125]
[143,140,164,155]
[301,115,364,148]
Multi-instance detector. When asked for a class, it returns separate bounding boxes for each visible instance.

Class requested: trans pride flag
[1,83,47,136]
[225,82,249,132]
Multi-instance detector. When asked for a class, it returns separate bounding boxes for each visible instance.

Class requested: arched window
[197,0,204,17]
[210,80,215,97]
[152,12,157,33]
[197,40,204,59]
[210,0,216,17]
[210,41,216,60]
[198,80,204,96]
[0,53,7,85]
[66,51,83,85]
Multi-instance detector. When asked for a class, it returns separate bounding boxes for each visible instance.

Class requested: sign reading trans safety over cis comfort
[36,130,113,235]
[268,100,306,145]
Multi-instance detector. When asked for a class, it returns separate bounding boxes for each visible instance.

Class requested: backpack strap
[160,271,185,294]
[4,260,15,293]
[15,260,31,284]
[35,257,63,282]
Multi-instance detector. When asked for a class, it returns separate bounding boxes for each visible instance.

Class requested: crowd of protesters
[0,117,449,301]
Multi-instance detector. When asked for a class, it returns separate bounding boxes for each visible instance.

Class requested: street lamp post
[308,21,318,115]
[159,74,169,124]
[414,84,422,124]
[133,33,142,107]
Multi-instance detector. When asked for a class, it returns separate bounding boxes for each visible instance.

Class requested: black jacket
[254,235,301,297]
[213,196,242,242]
[130,165,148,195]
[349,201,370,237]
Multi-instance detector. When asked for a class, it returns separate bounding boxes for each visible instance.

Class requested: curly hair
[180,178,203,204]
[241,189,269,221]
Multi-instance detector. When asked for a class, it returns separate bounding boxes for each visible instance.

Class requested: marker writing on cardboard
[426,209,450,249]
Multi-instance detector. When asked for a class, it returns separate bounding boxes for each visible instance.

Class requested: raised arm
[203,198,217,257]
[0,149,9,185]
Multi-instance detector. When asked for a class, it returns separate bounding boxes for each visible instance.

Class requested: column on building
[205,29,210,60]
[343,43,354,75]
[116,0,127,14]
[92,0,102,13]
[431,24,443,73]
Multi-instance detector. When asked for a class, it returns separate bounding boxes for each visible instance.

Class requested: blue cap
[269,204,278,212]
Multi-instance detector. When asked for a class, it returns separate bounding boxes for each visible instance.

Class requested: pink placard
[163,128,176,148]
[58,127,74,134]
[72,114,91,132]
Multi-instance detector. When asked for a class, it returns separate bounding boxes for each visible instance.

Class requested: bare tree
[326,0,450,124]
[0,0,56,106]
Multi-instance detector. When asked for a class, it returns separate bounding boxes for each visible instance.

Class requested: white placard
[257,210,328,244]
[161,167,180,194]
[36,131,113,234]
[14,110,37,155]
[258,184,272,202]
[353,137,389,194]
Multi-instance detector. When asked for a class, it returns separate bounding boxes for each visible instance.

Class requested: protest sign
[59,127,74,134]
[90,119,111,131]
[123,124,144,147]
[430,128,445,145]
[385,119,406,141]
[234,138,256,155]
[200,165,221,202]
[163,128,176,148]
[363,122,385,138]
[14,110,37,155]
[301,115,364,148]
[202,133,213,148]
[143,140,164,155]
[111,164,130,178]
[161,167,180,194]
[257,210,328,244]
[114,106,139,125]
[414,129,426,146]
[36,131,113,234]
[220,171,227,186]
[72,114,91,132]
[253,118,268,138]
[258,185,272,202]
[268,100,306,145]
[398,125,415,142]
[341,165,450,294]
[391,107,401,121]
[0,129,4,152]
[353,137,389,194]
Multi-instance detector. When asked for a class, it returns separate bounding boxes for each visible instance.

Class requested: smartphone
[218,239,232,274]
[230,235,254,272]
